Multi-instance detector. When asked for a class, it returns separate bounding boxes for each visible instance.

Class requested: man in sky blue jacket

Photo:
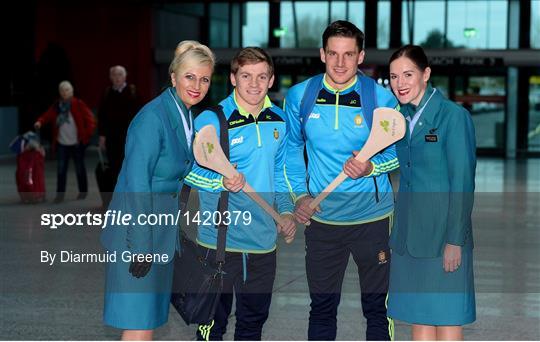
[284,21,399,340]
[185,47,295,341]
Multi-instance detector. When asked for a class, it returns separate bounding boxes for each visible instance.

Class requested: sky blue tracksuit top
[283,75,400,225]
[185,91,293,253]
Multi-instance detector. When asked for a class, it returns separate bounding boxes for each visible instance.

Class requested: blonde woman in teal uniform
[387,45,476,341]
[101,41,215,340]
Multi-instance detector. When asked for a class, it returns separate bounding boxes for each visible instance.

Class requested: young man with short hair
[284,20,399,340]
[185,47,295,341]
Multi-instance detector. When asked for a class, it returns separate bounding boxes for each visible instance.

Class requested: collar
[113,82,127,92]
[232,89,272,118]
[170,87,190,116]
[401,83,434,118]
[166,87,190,129]
[322,74,357,94]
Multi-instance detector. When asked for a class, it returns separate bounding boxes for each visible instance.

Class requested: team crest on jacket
[378,250,387,264]
[354,115,363,126]
[273,128,279,140]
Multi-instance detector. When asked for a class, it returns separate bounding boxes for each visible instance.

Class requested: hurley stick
[309,107,406,210]
[194,125,294,243]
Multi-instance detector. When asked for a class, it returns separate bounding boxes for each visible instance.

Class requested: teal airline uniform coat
[101,88,195,330]
[390,87,476,258]
[101,87,195,261]
[101,88,194,261]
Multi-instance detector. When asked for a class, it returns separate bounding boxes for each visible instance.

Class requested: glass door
[454,75,506,151]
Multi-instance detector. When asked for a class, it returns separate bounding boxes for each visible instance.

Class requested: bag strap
[209,105,229,266]
[178,105,229,267]
[299,73,324,140]
[300,72,378,137]
[358,75,378,129]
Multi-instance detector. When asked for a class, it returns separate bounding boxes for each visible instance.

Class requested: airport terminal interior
[1,0,539,340]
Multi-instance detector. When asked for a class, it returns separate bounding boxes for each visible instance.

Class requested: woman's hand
[129,260,152,278]
[443,243,461,272]
[223,173,245,193]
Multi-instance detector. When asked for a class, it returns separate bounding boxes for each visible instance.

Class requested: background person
[387,44,476,341]
[34,80,96,203]
[100,40,215,341]
[97,65,141,191]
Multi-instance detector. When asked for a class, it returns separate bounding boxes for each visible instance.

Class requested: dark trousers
[196,247,276,341]
[106,140,125,185]
[305,217,392,341]
[56,143,88,194]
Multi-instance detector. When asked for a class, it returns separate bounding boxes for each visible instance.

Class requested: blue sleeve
[376,85,399,110]
[123,109,162,255]
[368,145,399,177]
[283,84,308,202]
[367,86,400,177]
[445,107,476,245]
[184,110,225,193]
[273,114,294,214]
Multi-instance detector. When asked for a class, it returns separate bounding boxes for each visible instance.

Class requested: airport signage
[429,56,504,67]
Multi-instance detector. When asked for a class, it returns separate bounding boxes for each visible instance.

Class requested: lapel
[411,90,443,143]
[161,88,192,157]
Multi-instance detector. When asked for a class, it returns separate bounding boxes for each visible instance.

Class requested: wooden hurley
[193,125,294,243]
[309,107,406,210]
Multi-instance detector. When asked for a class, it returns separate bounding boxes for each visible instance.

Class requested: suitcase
[16,150,46,203]
[95,148,115,208]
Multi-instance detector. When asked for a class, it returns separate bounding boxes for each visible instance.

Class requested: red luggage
[16,150,46,203]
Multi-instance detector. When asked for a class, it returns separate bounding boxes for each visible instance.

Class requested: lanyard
[170,90,194,148]
[406,88,436,138]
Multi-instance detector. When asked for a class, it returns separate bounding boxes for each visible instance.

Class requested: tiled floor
[0,153,538,340]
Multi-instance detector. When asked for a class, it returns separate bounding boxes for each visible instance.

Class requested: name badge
[425,134,438,142]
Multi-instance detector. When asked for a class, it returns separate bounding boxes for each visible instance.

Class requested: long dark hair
[389,45,429,71]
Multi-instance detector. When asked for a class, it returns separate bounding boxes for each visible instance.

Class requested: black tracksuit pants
[196,247,276,341]
[305,217,392,341]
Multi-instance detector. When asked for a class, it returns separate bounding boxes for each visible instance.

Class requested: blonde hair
[168,40,216,76]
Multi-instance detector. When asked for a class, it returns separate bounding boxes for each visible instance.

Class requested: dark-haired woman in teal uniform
[101,41,215,340]
[387,45,476,341]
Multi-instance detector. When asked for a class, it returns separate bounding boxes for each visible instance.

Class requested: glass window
[348,1,365,33]
[242,2,269,47]
[532,0,540,48]
[402,1,445,47]
[280,1,329,48]
[529,75,540,151]
[330,1,347,23]
[401,0,508,49]
[328,1,365,30]
[431,76,449,98]
[377,1,390,49]
[279,1,364,48]
[455,76,506,149]
[209,4,229,48]
[447,1,508,49]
